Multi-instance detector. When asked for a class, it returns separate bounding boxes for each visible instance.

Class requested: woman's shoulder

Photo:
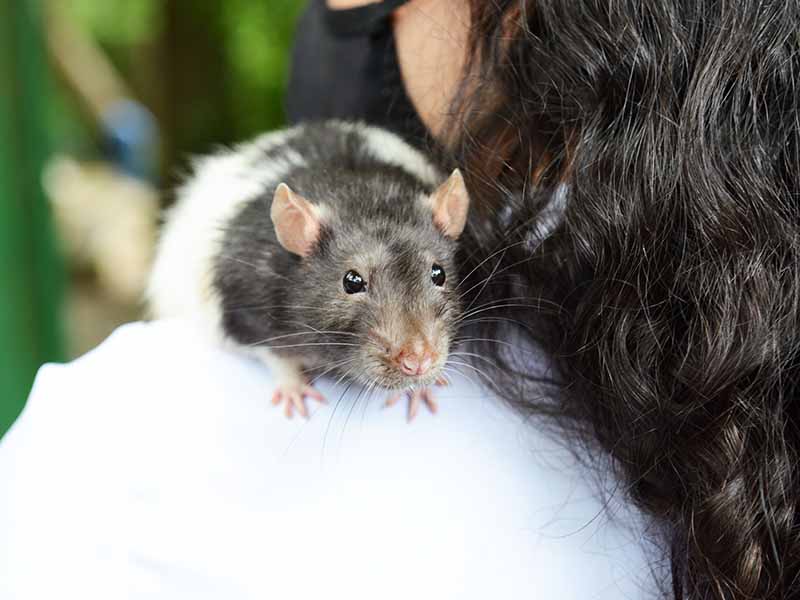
[0,319,667,599]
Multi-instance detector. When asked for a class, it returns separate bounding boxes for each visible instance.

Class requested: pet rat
[148,121,470,420]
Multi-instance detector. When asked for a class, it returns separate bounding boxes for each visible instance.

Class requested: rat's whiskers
[253,341,361,350]
[307,357,360,385]
[446,359,493,384]
[454,240,528,292]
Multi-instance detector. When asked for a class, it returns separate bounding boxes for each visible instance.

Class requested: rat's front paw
[271,381,326,419]
[385,387,440,422]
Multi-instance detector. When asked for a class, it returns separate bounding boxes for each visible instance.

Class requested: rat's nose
[399,352,434,376]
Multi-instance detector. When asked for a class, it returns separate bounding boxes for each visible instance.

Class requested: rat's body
[148,121,470,419]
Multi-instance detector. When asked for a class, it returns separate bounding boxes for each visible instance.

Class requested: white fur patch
[333,121,443,186]
[146,128,305,343]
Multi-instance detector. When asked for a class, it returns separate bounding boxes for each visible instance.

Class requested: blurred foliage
[61,0,304,179]
[221,0,302,137]
[0,0,307,439]
[69,0,163,46]
[1,0,65,436]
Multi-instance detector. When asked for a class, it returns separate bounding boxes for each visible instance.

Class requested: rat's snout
[394,339,439,377]
[368,327,446,387]
[399,353,433,376]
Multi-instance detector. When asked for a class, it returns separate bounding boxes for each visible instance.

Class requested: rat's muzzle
[398,350,436,376]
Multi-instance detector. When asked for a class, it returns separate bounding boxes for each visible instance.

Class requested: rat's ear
[270,183,322,257]
[428,169,470,239]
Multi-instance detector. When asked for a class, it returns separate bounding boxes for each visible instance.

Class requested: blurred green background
[0,0,305,438]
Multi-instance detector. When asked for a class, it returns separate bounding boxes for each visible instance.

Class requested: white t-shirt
[0,319,665,599]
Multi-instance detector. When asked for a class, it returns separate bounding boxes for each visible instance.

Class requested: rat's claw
[435,375,449,387]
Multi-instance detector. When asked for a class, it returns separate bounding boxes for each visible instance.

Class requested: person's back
[0,319,663,598]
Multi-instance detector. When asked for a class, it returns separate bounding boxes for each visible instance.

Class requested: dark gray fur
[213,122,462,389]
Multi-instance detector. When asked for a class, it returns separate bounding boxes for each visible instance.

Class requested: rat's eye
[343,270,366,294]
[431,264,446,286]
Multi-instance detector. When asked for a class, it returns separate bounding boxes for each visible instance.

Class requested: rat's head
[270,169,470,389]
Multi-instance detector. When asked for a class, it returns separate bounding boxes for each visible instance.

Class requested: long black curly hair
[444,1,800,597]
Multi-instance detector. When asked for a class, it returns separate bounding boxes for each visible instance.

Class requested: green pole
[0,0,65,438]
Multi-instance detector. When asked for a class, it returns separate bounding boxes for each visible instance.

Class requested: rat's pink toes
[408,388,437,421]
[304,386,327,403]
[385,388,439,421]
[272,383,326,419]
[421,388,438,414]
[435,375,449,387]
[292,393,308,418]
[385,392,403,408]
[408,393,420,421]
